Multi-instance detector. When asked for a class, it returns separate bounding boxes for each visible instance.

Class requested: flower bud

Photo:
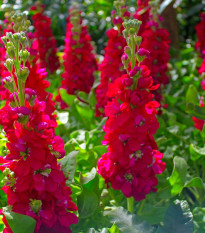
[129,66,141,77]
[3,76,14,93]
[1,36,7,46]
[17,67,29,81]
[124,46,131,57]
[135,36,142,47]
[7,46,15,59]
[138,48,150,57]
[4,58,14,72]
[19,49,30,62]
[123,29,128,38]
[13,33,21,43]
[121,53,129,69]
[6,32,13,41]
[30,199,42,214]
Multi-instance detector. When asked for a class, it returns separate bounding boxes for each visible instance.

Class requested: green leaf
[58,151,78,184]
[93,145,108,155]
[109,224,120,233]
[104,207,155,233]
[60,88,76,106]
[169,156,188,196]
[186,85,199,105]
[77,188,99,218]
[80,168,97,185]
[193,207,205,233]
[185,177,205,189]
[157,200,194,233]
[186,103,205,120]
[189,144,205,161]
[3,207,36,233]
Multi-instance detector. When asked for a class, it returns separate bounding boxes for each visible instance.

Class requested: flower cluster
[97,19,166,201]
[95,0,130,117]
[57,5,97,108]
[30,3,60,74]
[0,13,78,233]
[193,12,205,131]
[134,0,170,104]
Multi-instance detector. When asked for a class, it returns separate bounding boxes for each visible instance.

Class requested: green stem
[15,44,25,106]
[130,37,135,70]
[127,197,134,213]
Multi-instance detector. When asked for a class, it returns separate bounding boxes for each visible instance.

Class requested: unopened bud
[123,29,128,38]
[3,76,14,93]
[13,33,21,43]
[6,32,13,41]
[1,36,7,46]
[17,67,29,81]
[121,53,129,69]
[4,58,14,72]
[20,49,30,62]
[135,36,142,47]
[30,199,42,214]
[7,46,15,59]
[124,46,131,57]
[138,48,150,57]
[129,66,141,77]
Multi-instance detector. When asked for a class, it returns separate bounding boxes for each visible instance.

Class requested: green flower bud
[129,28,135,35]
[1,36,7,46]
[25,20,30,28]
[124,46,131,58]
[4,58,14,72]
[30,199,42,214]
[20,37,27,49]
[3,76,14,93]
[6,32,13,41]
[13,24,19,32]
[123,29,128,38]
[17,67,29,81]
[7,46,15,59]
[135,36,142,47]
[13,33,21,43]
[19,49,30,62]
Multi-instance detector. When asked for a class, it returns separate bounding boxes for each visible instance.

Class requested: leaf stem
[127,197,134,213]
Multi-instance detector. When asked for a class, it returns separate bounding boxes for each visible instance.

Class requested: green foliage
[3,207,36,233]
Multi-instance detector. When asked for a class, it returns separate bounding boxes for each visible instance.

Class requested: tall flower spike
[56,4,97,109]
[95,0,130,117]
[31,2,60,74]
[0,12,78,233]
[134,0,170,105]
[97,19,166,202]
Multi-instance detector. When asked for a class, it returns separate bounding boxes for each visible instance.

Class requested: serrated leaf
[157,200,194,233]
[104,207,155,233]
[77,188,99,218]
[189,144,205,161]
[58,151,78,184]
[3,207,36,233]
[169,156,188,195]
